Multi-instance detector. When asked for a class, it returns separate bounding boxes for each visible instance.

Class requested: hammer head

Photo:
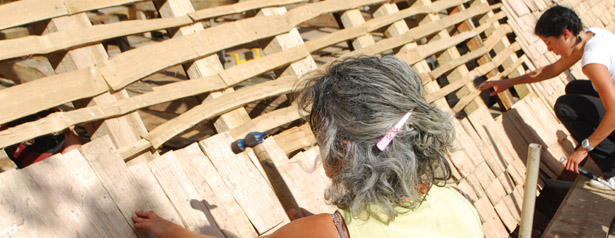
[231,131,266,154]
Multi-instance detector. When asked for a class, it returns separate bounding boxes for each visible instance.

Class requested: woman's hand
[133,210,210,238]
[478,79,513,96]
[561,148,589,174]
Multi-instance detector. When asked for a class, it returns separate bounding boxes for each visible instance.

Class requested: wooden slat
[173,143,258,238]
[258,139,335,214]
[0,152,137,237]
[0,67,107,125]
[78,136,166,238]
[0,0,148,31]
[0,17,193,61]
[199,132,289,234]
[272,124,316,155]
[543,160,615,237]
[145,75,300,148]
[149,151,224,237]
[188,0,307,21]
[0,44,312,147]
[229,103,302,140]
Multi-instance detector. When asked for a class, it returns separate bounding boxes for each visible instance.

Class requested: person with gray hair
[132,56,483,237]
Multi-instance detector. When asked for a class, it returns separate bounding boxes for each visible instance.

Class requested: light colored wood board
[221,44,310,86]
[484,180,508,206]
[128,162,184,226]
[98,14,290,90]
[0,67,107,125]
[200,132,289,234]
[465,173,486,199]
[0,17,193,61]
[474,162,497,192]
[394,12,507,65]
[0,168,60,237]
[145,76,300,148]
[453,119,486,169]
[466,106,514,172]
[449,138,477,179]
[78,136,164,238]
[47,151,138,237]
[0,76,226,148]
[258,8,317,77]
[149,152,224,237]
[63,0,146,14]
[174,143,258,238]
[302,0,471,54]
[340,9,375,49]
[45,13,155,163]
[501,195,521,222]
[543,160,615,237]
[459,116,506,176]
[272,124,316,155]
[281,146,336,214]
[0,57,55,84]
[229,103,302,140]
[0,0,67,30]
[473,197,510,238]
[456,179,479,202]
[189,0,306,20]
[493,200,518,232]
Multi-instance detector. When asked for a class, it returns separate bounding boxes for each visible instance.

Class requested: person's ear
[561,29,573,40]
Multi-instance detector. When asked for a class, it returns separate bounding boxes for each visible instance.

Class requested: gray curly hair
[298,55,454,222]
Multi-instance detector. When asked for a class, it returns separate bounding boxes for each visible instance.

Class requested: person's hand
[478,80,513,96]
[132,210,186,238]
[561,149,589,174]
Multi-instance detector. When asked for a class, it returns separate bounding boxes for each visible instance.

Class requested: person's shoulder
[264,213,341,238]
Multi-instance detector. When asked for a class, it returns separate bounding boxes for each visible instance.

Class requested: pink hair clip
[376,110,414,151]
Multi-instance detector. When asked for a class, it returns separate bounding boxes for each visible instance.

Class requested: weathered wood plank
[79,136,165,238]
[189,0,307,21]
[149,151,224,237]
[0,17,192,61]
[199,132,289,234]
[145,75,300,148]
[174,143,258,238]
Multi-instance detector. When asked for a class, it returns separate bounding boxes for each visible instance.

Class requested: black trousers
[554,80,615,178]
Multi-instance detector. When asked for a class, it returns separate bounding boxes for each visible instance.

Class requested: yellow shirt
[338,185,483,238]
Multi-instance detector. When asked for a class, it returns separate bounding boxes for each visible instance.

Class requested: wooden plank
[0,17,193,61]
[127,162,184,226]
[278,146,336,214]
[339,9,375,49]
[258,7,317,77]
[459,117,506,176]
[0,152,137,237]
[0,67,107,125]
[474,197,510,238]
[272,124,316,155]
[543,160,615,237]
[47,151,138,237]
[145,75,300,148]
[189,0,306,21]
[44,13,155,163]
[149,151,224,237]
[0,0,67,30]
[229,103,302,139]
[78,136,165,238]
[174,143,258,238]
[199,132,289,234]
[0,168,60,237]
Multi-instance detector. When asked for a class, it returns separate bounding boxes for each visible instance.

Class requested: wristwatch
[581,138,594,151]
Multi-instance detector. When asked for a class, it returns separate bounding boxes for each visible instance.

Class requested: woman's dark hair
[535,6,582,38]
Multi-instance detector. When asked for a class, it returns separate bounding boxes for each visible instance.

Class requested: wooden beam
[199,132,289,235]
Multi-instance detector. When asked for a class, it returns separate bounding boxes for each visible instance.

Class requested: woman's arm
[562,63,615,173]
[479,52,581,95]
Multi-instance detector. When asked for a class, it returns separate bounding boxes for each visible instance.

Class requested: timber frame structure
[0,0,614,237]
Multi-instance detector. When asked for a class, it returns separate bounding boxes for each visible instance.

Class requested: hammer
[560,156,615,190]
[231,131,266,154]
